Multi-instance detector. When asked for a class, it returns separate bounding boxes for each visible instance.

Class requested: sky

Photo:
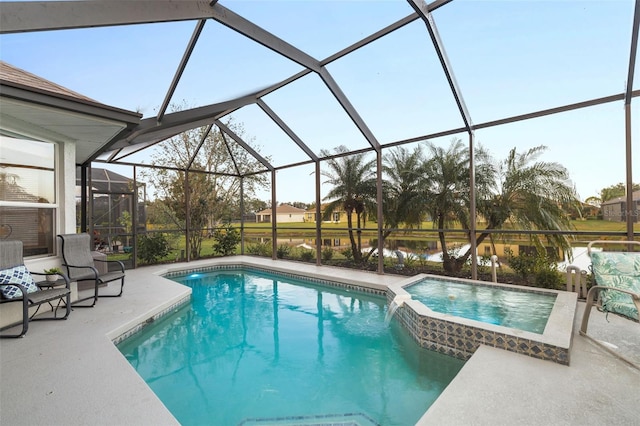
[1,0,638,204]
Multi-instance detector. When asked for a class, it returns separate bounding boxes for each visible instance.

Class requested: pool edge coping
[387,273,578,365]
[108,258,397,345]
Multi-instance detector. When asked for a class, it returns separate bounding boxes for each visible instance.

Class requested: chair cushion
[0,265,39,299]
[591,252,640,320]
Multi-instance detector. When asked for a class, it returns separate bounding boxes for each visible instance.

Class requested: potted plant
[44,267,63,282]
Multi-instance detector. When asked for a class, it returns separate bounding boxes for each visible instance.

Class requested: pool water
[406,279,556,334]
[117,269,463,426]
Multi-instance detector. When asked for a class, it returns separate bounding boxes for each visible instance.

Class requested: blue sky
[1,0,638,206]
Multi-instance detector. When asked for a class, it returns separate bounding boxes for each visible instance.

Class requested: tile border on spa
[386,274,577,366]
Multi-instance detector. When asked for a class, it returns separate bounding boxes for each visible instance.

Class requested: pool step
[238,412,380,426]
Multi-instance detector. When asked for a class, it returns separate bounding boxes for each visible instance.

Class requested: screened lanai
[0,0,638,278]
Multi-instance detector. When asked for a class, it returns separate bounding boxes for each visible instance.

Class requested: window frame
[0,137,59,258]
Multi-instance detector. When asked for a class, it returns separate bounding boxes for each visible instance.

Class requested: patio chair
[58,233,125,307]
[580,240,640,336]
[0,240,71,338]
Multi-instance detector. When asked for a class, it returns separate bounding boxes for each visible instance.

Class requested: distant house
[601,190,640,222]
[256,204,306,223]
[578,201,600,219]
[305,204,347,223]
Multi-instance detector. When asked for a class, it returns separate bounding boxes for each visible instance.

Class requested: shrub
[505,248,536,280]
[505,248,563,289]
[403,253,417,267]
[246,241,272,257]
[321,246,334,261]
[276,244,291,259]
[137,234,170,264]
[212,222,241,256]
[533,267,564,289]
[340,248,353,260]
[300,250,314,262]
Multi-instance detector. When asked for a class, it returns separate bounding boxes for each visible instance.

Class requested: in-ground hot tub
[387,274,577,365]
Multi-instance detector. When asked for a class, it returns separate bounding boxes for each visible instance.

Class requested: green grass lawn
[114,219,637,265]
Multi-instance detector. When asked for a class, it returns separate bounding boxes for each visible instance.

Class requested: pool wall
[387,274,577,365]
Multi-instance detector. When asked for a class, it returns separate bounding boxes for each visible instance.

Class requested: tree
[584,196,601,208]
[379,145,429,247]
[285,201,310,210]
[598,182,640,203]
[212,221,241,256]
[244,197,268,215]
[420,140,578,273]
[320,146,377,264]
[422,139,494,272]
[141,114,268,259]
[464,145,577,272]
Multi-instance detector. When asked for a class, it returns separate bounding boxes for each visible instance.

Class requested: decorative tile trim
[163,264,387,297]
[111,295,191,345]
[391,300,570,365]
[406,275,561,296]
[116,265,385,347]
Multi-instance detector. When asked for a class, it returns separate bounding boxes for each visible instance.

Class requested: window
[0,136,57,257]
[332,212,340,222]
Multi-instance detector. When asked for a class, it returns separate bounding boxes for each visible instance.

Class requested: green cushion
[590,251,640,320]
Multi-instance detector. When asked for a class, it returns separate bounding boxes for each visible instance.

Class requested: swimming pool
[117,268,464,425]
[387,274,577,365]
[405,278,556,334]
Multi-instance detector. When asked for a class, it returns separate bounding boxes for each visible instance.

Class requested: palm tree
[380,145,429,247]
[422,140,578,273]
[468,145,578,264]
[321,146,377,264]
[422,139,494,272]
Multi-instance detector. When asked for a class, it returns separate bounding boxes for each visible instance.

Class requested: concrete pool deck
[1,256,638,425]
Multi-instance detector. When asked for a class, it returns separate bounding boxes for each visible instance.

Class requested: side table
[36,278,69,317]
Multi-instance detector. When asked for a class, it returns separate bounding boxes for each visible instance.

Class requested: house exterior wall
[305,210,346,223]
[256,212,305,223]
[256,205,306,223]
[602,200,640,223]
[601,191,640,223]
[602,203,624,222]
[278,212,305,223]
[1,140,80,330]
